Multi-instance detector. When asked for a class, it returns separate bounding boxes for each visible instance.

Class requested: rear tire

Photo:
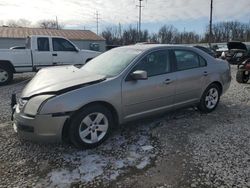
[0,65,13,86]
[236,70,249,83]
[69,104,114,149]
[198,84,221,113]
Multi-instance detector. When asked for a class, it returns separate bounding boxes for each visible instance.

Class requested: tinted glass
[174,50,200,71]
[37,37,49,51]
[82,48,142,77]
[134,50,170,77]
[199,56,207,67]
[52,38,76,51]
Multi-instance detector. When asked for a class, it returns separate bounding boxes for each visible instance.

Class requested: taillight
[245,63,250,69]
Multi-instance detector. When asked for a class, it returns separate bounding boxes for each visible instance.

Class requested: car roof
[118,44,193,52]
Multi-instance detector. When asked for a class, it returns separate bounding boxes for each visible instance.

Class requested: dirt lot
[0,66,249,188]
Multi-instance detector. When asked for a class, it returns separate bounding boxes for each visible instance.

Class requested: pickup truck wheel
[198,84,220,113]
[236,70,249,83]
[69,105,113,148]
[0,65,13,86]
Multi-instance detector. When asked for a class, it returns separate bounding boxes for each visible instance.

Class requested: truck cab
[0,35,101,85]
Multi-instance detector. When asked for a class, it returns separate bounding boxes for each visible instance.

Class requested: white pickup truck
[0,35,101,85]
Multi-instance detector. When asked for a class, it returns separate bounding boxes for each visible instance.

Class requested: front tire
[236,70,249,83]
[0,65,13,86]
[198,84,220,113]
[69,105,114,148]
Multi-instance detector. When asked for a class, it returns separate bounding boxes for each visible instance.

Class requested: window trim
[52,38,77,52]
[37,37,50,51]
[125,49,173,81]
[171,49,207,72]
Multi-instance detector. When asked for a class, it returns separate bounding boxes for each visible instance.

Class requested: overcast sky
[0,0,249,34]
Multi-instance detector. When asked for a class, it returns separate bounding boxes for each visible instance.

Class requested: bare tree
[203,21,250,42]
[101,21,250,46]
[38,20,63,29]
[158,25,177,44]
[6,19,31,27]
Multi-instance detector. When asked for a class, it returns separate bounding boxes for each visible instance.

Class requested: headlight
[18,98,28,111]
[23,95,55,116]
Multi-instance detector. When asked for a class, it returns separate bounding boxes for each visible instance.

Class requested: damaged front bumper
[11,94,69,143]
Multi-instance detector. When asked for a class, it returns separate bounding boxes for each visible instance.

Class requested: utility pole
[136,0,144,41]
[209,0,213,48]
[56,16,59,29]
[95,11,100,35]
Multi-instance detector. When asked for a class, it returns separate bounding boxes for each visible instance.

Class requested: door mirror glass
[130,70,148,80]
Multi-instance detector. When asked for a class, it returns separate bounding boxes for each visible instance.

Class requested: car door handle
[203,71,208,76]
[163,79,173,85]
[52,53,57,56]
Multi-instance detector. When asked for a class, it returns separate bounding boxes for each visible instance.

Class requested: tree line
[1,19,64,29]
[102,21,250,45]
[1,19,250,44]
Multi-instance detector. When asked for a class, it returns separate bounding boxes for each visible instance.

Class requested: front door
[122,50,176,120]
[52,38,81,65]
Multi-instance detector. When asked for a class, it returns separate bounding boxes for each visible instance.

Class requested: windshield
[82,48,142,77]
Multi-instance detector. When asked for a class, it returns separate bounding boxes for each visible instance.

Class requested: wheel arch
[0,60,15,73]
[210,81,223,95]
[62,101,119,142]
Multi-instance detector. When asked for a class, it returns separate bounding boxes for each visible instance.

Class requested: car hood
[227,42,247,51]
[21,65,106,98]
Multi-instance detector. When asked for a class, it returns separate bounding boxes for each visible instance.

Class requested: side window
[52,38,76,51]
[174,50,200,71]
[25,37,31,49]
[37,37,49,51]
[134,50,170,77]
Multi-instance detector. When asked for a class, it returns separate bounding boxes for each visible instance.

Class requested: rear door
[32,37,53,68]
[122,49,177,120]
[52,38,81,65]
[171,49,208,106]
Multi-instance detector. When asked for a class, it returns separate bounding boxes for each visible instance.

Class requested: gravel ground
[0,66,249,188]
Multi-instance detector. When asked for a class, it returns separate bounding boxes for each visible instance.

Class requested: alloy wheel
[78,112,109,144]
[205,88,219,109]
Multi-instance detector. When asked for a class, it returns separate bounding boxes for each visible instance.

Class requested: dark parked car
[236,58,250,83]
[224,42,250,65]
[194,46,216,57]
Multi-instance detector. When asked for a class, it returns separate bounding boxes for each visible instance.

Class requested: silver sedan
[12,44,231,148]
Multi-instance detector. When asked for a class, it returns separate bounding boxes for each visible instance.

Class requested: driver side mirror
[75,47,80,52]
[130,70,148,80]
